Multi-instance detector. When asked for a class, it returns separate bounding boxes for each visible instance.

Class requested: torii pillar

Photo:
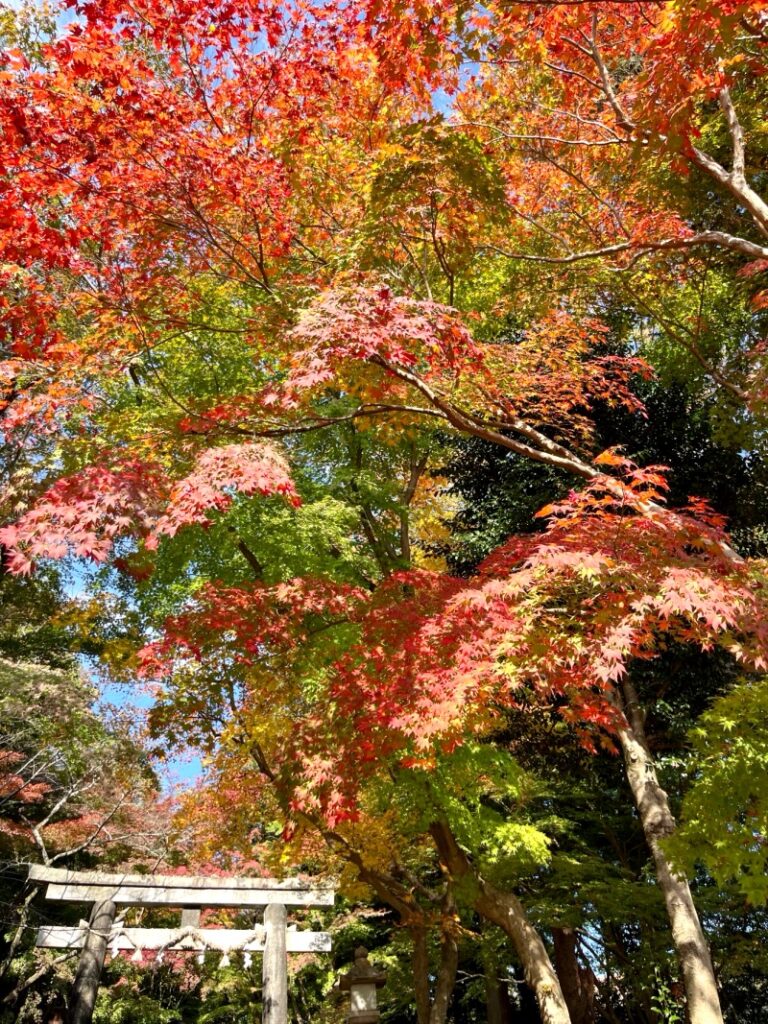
[68,899,117,1024]
[262,903,287,1024]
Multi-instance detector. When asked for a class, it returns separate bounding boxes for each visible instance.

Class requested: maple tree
[137,460,768,1016]
[3,0,768,1022]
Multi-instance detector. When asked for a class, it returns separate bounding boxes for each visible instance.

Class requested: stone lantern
[338,946,387,1023]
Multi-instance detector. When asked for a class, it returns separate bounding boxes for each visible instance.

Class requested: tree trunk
[429,889,459,1024]
[430,821,572,1024]
[318,817,463,1024]
[516,982,542,1022]
[412,926,432,1024]
[68,899,116,1024]
[617,681,723,1024]
[551,928,595,1024]
[483,946,514,1024]
[410,907,458,1024]
[0,884,40,986]
[474,888,570,1024]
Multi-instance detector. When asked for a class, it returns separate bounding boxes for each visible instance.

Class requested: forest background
[1,1,768,1022]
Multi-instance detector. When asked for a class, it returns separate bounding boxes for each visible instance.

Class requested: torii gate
[28,866,335,1024]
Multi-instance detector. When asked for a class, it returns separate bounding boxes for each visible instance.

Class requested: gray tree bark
[429,821,572,1024]
[68,899,116,1024]
[618,681,723,1024]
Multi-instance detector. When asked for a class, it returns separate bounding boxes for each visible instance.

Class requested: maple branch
[347,424,399,574]
[497,0,648,5]
[290,235,329,268]
[227,527,264,579]
[185,205,281,297]
[249,740,276,782]
[617,279,750,404]
[535,103,627,140]
[505,204,581,253]
[1,951,77,1007]
[400,448,429,566]
[720,86,746,181]
[0,749,57,807]
[178,31,227,138]
[487,231,768,265]
[132,322,212,423]
[0,884,40,985]
[250,219,273,295]
[429,193,456,305]
[540,150,632,238]
[244,746,439,922]
[543,60,603,93]
[427,817,574,1024]
[361,358,742,564]
[453,121,623,147]
[211,403,450,441]
[741,14,768,42]
[23,781,89,865]
[561,31,595,59]
[318,820,434,925]
[48,790,133,865]
[690,88,768,240]
[589,12,634,132]
[395,232,435,300]
[372,356,597,480]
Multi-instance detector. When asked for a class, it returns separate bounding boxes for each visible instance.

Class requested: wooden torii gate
[29,866,335,1024]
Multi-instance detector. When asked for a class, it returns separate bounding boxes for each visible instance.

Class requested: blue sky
[66,564,203,790]
[97,678,204,789]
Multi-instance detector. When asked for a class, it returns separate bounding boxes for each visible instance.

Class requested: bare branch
[370,355,598,480]
[487,230,768,265]
[719,85,746,180]
[452,121,623,148]
[2,951,77,1007]
[49,790,132,865]
[690,88,768,239]
[590,12,634,132]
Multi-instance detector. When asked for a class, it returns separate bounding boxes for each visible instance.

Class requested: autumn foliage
[3,1,768,1020]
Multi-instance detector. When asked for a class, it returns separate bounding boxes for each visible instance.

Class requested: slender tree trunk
[429,888,459,1024]
[551,928,595,1024]
[0,884,40,985]
[429,939,458,1024]
[474,887,570,1024]
[483,939,514,1024]
[485,969,514,1024]
[412,926,432,1024]
[2,952,74,1011]
[617,680,723,1024]
[430,821,572,1024]
[410,908,459,1024]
